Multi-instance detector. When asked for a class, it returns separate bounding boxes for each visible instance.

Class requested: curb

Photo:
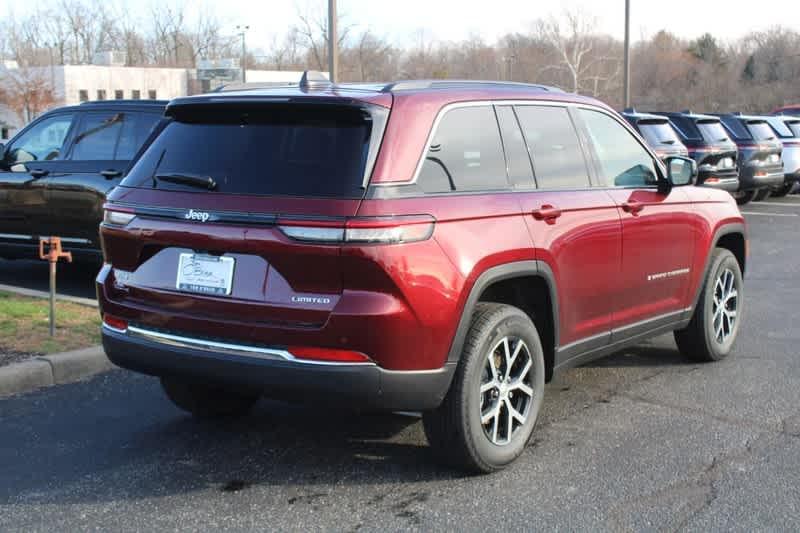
[0,283,97,308]
[0,346,114,397]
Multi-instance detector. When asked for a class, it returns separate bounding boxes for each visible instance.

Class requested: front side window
[418,106,508,193]
[3,113,75,167]
[579,109,658,188]
[515,105,590,189]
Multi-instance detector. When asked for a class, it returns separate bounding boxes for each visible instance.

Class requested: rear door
[576,108,696,335]
[512,104,622,355]
[0,112,76,245]
[45,110,161,247]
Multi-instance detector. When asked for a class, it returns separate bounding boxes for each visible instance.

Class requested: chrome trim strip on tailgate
[105,324,375,367]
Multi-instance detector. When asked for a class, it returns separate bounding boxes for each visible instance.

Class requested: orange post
[38,237,73,337]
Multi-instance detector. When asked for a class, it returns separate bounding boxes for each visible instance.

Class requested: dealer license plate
[176,253,235,296]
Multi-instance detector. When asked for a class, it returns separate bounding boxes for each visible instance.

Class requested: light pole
[328,0,338,83]
[237,25,249,82]
[623,0,631,108]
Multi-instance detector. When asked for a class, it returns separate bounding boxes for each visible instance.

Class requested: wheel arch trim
[446,260,560,365]
[686,222,746,320]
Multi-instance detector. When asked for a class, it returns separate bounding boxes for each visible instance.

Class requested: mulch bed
[0,349,41,368]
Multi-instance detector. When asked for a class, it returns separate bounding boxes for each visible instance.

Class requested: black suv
[621,109,689,161]
[652,111,740,195]
[0,100,166,261]
[713,113,784,203]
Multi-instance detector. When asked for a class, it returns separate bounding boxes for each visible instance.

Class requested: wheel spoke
[481,403,499,425]
[507,400,527,424]
[488,351,499,382]
[508,339,524,369]
[480,381,496,394]
[502,337,512,372]
[509,379,534,398]
[491,408,500,443]
[505,400,514,442]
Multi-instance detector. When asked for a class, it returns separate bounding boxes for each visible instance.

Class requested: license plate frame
[176,253,235,296]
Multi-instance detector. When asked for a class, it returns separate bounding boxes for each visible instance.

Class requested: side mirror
[665,156,697,186]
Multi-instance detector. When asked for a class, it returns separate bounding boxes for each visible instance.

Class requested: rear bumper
[738,168,785,191]
[102,325,455,411]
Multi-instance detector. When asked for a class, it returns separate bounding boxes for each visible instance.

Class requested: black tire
[160,377,259,418]
[423,303,546,473]
[770,183,794,198]
[674,248,743,362]
[735,190,755,205]
[753,188,771,202]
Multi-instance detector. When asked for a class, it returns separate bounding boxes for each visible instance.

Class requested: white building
[0,61,306,140]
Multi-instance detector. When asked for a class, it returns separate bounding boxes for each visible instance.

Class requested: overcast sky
[6,0,800,52]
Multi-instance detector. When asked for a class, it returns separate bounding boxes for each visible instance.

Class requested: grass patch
[0,290,101,355]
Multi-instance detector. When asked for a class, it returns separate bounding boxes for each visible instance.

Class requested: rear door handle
[100,169,122,179]
[29,169,50,179]
[621,201,645,216]
[531,205,562,224]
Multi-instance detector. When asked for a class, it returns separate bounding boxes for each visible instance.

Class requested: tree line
[1,0,799,118]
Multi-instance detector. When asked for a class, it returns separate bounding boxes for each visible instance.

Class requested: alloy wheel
[479,336,535,446]
[712,268,738,344]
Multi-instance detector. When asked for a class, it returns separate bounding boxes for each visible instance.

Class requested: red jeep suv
[97,73,747,473]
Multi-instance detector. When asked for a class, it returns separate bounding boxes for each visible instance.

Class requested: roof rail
[80,99,168,105]
[381,79,564,93]
[212,81,297,92]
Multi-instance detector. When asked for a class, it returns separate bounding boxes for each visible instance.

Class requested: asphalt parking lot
[1,195,800,531]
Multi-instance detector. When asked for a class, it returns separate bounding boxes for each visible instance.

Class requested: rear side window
[668,116,702,141]
[69,111,157,161]
[515,105,590,189]
[747,121,776,141]
[418,106,508,193]
[637,120,682,147]
[578,109,658,188]
[766,118,793,138]
[495,106,534,188]
[787,121,800,137]
[123,105,374,198]
[720,118,751,140]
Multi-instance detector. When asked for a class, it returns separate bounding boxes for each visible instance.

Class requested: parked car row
[622,108,800,204]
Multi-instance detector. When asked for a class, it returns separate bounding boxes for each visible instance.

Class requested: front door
[511,104,622,354]
[0,112,76,247]
[576,108,695,335]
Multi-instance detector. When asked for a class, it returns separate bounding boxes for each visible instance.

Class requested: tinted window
[787,121,800,138]
[418,106,508,193]
[4,113,75,166]
[495,106,534,188]
[766,118,793,138]
[123,105,374,198]
[747,121,776,141]
[70,112,124,160]
[668,116,702,141]
[515,105,590,189]
[698,120,733,142]
[115,113,161,160]
[579,109,658,188]
[638,120,682,147]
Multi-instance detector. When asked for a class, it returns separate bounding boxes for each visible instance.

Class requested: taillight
[103,314,128,332]
[103,205,136,226]
[278,215,435,245]
[287,346,371,363]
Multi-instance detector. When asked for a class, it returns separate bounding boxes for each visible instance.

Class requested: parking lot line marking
[759,202,800,207]
[741,212,798,217]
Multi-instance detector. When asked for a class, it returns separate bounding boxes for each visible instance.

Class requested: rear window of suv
[746,121,776,141]
[122,105,376,198]
[696,120,731,143]
[637,120,681,147]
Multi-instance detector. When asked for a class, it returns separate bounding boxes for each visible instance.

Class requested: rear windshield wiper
[155,173,217,190]
[659,139,676,145]
[718,137,729,142]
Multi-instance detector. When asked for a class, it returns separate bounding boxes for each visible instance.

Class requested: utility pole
[623,0,631,108]
[328,0,338,83]
[237,25,249,83]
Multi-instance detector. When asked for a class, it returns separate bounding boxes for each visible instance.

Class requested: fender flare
[686,222,746,318]
[445,260,560,365]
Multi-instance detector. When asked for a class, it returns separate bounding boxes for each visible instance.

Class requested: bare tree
[0,67,58,122]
